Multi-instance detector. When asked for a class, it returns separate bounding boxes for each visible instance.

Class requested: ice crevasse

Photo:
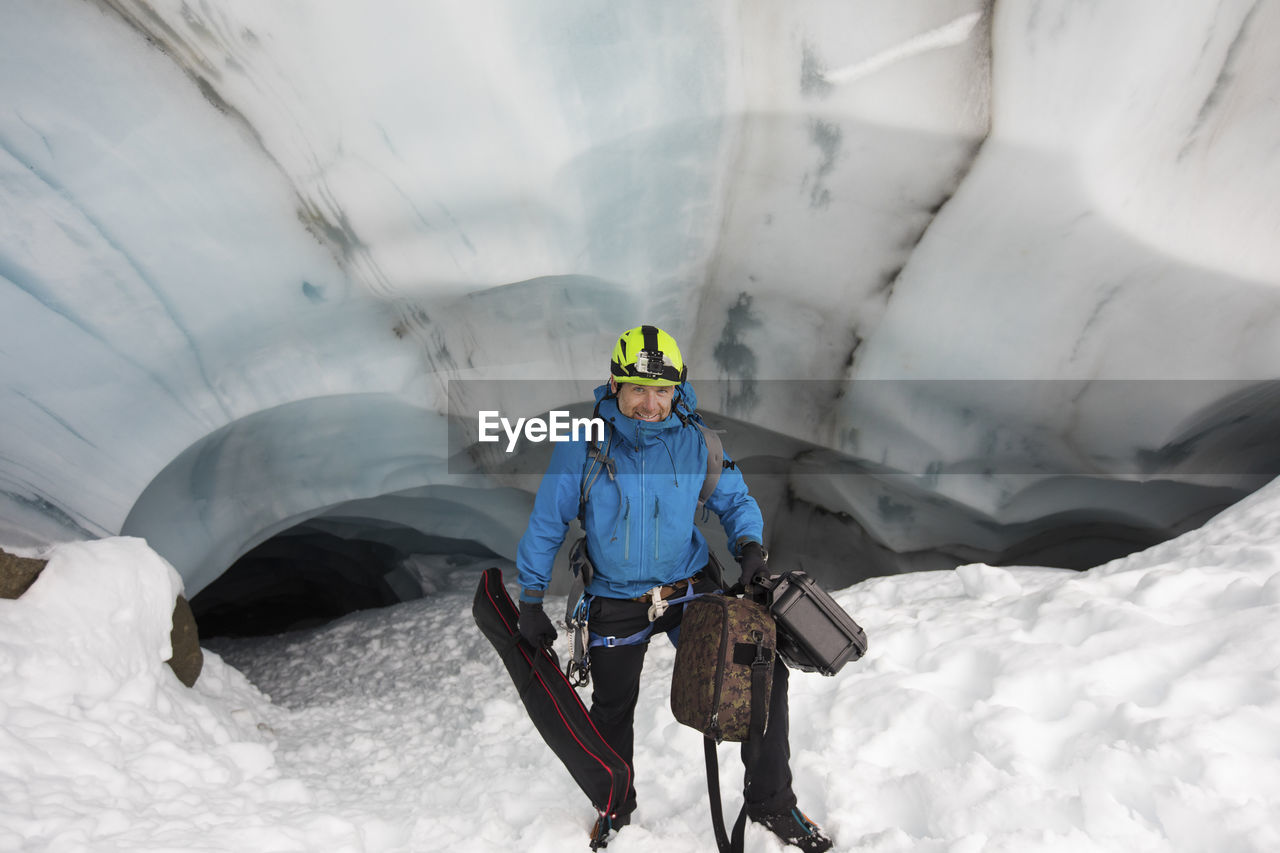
[0,0,1278,604]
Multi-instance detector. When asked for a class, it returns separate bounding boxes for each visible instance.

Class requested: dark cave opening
[158,383,1280,643]
[188,482,1245,641]
[190,518,501,639]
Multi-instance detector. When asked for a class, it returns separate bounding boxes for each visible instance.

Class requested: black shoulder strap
[578,396,617,526]
[703,738,745,853]
[702,649,770,853]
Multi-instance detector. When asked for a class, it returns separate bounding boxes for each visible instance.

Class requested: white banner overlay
[477,410,606,453]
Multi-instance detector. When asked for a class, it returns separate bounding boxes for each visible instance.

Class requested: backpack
[670,593,777,853]
[669,593,776,742]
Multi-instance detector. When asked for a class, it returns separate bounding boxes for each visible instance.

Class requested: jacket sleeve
[515,439,585,600]
[703,447,764,554]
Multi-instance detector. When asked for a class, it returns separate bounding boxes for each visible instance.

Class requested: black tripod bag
[472,567,632,818]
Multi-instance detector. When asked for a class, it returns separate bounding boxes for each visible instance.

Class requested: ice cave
[2,0,1279,637]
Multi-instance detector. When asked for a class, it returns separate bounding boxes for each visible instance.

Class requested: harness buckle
[647,586,669,622]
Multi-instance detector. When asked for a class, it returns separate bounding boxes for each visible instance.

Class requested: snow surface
[5,480,1280,852]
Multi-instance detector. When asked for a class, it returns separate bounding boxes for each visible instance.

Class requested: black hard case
[762,571,867,676]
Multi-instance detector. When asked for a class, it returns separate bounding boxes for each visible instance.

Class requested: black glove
[517,600,557,649]
[736,540,768,590]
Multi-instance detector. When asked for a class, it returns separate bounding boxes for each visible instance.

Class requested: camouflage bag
[670,593,776,743]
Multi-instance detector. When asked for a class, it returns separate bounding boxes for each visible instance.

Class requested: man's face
[612,379,674,422]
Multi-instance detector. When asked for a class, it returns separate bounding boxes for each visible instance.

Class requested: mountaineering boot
[588,811,630,850]
[749,806,834,852]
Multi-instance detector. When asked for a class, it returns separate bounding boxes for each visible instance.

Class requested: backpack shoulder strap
[578,429,616,526]
[693,421,725,514]
[578,411,726,522]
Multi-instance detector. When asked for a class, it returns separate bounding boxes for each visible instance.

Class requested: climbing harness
[583,579,708,655]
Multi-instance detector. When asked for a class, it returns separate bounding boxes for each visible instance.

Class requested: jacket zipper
[636,427,644,564]
[708,596,729,742]
[622,498,631,561]
[653,497,660,560]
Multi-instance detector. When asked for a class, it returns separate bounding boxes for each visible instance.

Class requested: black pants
[586,575,797,817]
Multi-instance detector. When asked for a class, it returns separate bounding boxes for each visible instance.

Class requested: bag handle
[703,738,748,853]
[701,625,772,853]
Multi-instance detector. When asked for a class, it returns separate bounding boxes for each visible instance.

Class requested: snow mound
[820,478,1280,851]
[0,538,398,852]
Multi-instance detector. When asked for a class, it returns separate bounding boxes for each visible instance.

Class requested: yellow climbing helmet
[610,325,687,386]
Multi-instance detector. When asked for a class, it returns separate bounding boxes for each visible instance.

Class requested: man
[515,325,834,851]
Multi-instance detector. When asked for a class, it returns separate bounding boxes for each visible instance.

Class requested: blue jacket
[516,382,764,600]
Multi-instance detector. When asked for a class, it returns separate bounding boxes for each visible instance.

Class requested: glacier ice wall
[2,0,1278,601]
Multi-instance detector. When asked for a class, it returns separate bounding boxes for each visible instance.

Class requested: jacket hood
[592,380,699,447]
